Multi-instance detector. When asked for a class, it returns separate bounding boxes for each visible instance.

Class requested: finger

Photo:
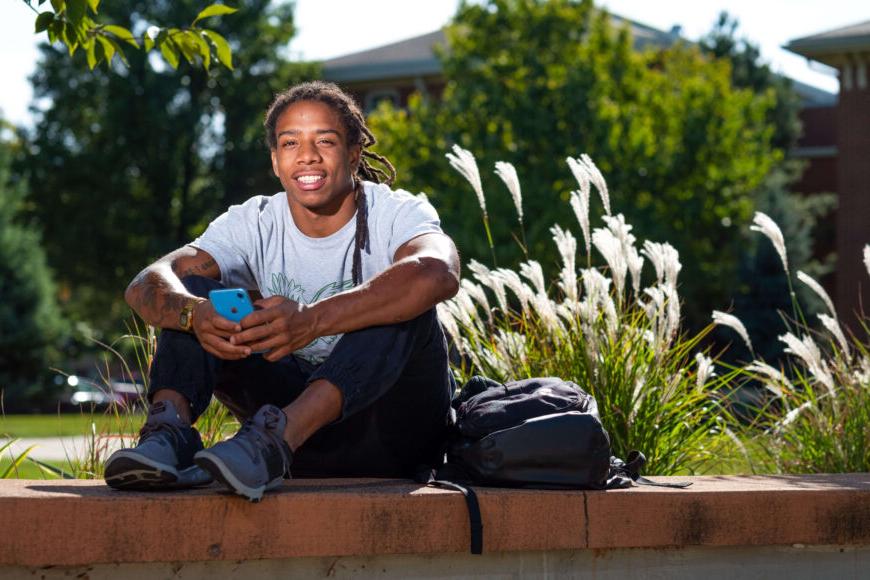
[201,323,234,340]
[202,333,251,358]
[231,322,276,345]
[239,308,278,329]
[254,296,286,309]
[245,334,290,353]
[210,315,242,333]
[264,344,294,362]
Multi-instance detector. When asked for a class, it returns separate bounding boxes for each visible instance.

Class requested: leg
[107,276,305,490]
[289,307,455,478]
[194,308,454,499]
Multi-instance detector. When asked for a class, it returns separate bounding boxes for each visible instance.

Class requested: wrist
[303,300,328,337]
[180,297,208,333]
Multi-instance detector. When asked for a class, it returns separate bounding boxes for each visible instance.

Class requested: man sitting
[104,81,460,501]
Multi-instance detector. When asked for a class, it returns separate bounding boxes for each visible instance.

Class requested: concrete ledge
[1,474,870,567]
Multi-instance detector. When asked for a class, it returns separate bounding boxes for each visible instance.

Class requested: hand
[231,296,318,362]
[191,300,252,360]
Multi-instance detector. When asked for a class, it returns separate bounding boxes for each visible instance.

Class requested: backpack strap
[612,451,693,489]
[415,465,484,555]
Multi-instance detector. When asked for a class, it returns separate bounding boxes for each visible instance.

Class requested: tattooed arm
[124,246,251,360]
[124,246,219,329]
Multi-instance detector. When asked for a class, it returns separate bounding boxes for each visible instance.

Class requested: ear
[348,144,362,173]
[270,149,279,178]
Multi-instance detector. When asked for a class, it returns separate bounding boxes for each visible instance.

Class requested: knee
[180,275,223,298]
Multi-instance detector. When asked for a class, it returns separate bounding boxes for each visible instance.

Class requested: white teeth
[297,175,323,184]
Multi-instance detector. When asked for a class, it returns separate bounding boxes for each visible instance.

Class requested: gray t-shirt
[191,181,442,363]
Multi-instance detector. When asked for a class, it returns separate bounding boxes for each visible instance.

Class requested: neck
[287,184,359,238]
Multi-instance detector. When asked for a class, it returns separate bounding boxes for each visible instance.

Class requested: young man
[104,81,460,501]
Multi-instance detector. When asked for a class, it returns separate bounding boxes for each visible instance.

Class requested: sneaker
[194,404,293,502]
[104,400,213,490]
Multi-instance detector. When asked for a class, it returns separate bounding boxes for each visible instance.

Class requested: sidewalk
[0,435,134,462]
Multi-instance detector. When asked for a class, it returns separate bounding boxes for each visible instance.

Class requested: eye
[281,140,297,148]
[318,138,335,146]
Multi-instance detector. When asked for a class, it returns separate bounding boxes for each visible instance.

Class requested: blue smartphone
[209,288,255,323]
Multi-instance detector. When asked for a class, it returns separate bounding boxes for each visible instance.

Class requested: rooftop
[786,19,870,64]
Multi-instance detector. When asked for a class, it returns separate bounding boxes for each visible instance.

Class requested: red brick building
[787,21,870,328]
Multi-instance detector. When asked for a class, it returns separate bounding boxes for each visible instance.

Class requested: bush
[718,218,870,473]
[437,147,735,475]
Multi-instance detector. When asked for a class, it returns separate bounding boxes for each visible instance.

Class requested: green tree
[24,0,237,72]
[20,0,317,333]
[0,122,68,412]
[369,0,775,326]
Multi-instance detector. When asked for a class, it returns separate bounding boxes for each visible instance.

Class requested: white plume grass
[780,332,835,397]
[818,313,850,359]
[569,189,591,259]
[446,145,486,216]
[550,225,578,303]
[712,311,753,353]
[695,353,716,389]
[642,241,681,289]
[796,270,836,318]
[494,161,523,223]
[750,212,789,275]
[567,155,611,216]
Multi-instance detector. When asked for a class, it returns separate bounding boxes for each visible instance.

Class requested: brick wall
[835,61,870,329]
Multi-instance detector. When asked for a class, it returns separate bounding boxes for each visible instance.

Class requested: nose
[297,139,322,164]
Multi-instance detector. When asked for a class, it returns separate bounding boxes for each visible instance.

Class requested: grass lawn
[0,412,145,438]
[0,457,68,479]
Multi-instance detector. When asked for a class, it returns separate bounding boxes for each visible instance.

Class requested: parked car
[65,375,146,409]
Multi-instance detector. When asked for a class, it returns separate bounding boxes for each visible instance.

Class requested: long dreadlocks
[264,81,397,286]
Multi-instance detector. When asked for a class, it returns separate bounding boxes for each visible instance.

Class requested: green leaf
[188,30,211,70]
[144,35,154,52]
[47,20,62,43]
[62,22,77,55]
[85,38,97,69]
[66,0,87,24]
[103,24,139,48]
[193,3,238,25]
[202,29,232,70]
[158,36,180,69]
[50,0,65,14]
[86,0,100,12]
[105,37,128,65]
[175,33,198,65]
[96,35,114,64]
[34,12,54,33]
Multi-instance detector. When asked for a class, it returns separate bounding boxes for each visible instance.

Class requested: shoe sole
[194,451,282,503]
[104,451,180,490]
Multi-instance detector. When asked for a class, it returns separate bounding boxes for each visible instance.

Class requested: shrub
[437,147,735,475]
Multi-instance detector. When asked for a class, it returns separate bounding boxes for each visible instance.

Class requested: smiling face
[270,100,361,223]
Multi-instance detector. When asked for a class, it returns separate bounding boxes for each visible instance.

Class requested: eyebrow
[276,129,341,138]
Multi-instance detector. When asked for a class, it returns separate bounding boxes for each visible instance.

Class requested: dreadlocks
[264,81,397,286]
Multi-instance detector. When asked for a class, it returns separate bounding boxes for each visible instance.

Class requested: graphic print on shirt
[268,272,354,359]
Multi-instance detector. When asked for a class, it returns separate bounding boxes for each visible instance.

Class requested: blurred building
[787,20,870,329]
[323,17,861,323]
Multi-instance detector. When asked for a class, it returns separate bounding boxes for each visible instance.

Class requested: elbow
[419,257,459,302]
[124,280,137,309]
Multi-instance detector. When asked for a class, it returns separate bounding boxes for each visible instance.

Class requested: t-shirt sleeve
[190,198,261,289]
[387,193,444,260]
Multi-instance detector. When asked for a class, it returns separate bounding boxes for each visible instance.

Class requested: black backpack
[416,375,690,554]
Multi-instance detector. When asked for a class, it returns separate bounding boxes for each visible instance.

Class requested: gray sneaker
[104,400,213,490]
[194,404,293,502]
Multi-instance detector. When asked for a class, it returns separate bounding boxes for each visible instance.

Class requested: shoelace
[140,418,186,447]
[232,418,284,464]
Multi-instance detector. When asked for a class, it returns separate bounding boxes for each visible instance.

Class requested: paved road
[1,435,135,462]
